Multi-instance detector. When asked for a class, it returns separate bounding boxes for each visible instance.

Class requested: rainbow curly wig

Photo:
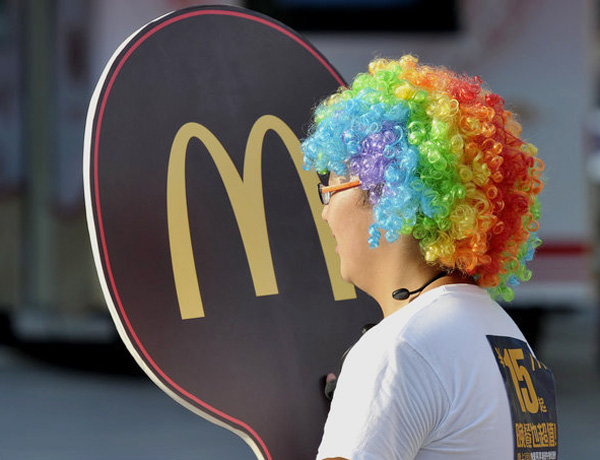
[301,56,544,301]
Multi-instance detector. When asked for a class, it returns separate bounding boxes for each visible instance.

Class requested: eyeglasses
[318,180,361,205]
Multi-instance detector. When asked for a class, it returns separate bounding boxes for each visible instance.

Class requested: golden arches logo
[167,114,356,320]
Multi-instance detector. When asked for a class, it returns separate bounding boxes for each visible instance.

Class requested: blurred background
[0,0,598,458]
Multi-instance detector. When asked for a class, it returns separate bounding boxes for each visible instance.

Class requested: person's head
[302,56,544,301]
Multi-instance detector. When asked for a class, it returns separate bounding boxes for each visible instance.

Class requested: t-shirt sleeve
[316,337,449,460]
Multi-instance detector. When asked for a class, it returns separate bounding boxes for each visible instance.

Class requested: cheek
[338,225,375,284]
[327,190,374,250]
[353,206,374,241]
[338,208,373,256]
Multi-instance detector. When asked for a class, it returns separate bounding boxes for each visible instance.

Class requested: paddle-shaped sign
[84,6,380,460]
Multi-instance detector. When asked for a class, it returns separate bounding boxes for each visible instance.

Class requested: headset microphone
[392,271,448,301]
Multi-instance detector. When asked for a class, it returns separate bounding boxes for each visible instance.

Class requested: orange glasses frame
[318,180,361,205]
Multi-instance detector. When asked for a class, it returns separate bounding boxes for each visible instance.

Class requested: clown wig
[301,56,544,301]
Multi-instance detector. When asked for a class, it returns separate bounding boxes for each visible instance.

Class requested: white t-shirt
[317,284,528,460]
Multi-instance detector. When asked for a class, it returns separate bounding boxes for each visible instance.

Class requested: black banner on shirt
[487,335,558,460]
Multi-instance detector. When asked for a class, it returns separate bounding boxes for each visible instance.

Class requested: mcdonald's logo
[167,114,356,320]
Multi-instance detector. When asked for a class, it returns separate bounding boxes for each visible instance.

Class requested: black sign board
[84,6,380,460]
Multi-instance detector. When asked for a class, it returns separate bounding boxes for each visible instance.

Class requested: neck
[350,235,476,318]
[392,271,449,301]
[365,241,476,317]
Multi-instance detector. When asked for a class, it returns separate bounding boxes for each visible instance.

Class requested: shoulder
[337,310,451,412]
[385,284,524,350]
[338,285,493,380]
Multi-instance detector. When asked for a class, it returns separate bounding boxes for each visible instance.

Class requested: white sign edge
[82,8,266,460]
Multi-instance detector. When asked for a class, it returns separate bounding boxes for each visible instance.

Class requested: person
[301,56,557,460]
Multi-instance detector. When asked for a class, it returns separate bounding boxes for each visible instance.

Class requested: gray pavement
[539,308,600,459]
[0,308,598,459]
[0,347,253,459]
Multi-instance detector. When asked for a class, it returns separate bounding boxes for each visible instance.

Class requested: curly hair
[301,56,544,301]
